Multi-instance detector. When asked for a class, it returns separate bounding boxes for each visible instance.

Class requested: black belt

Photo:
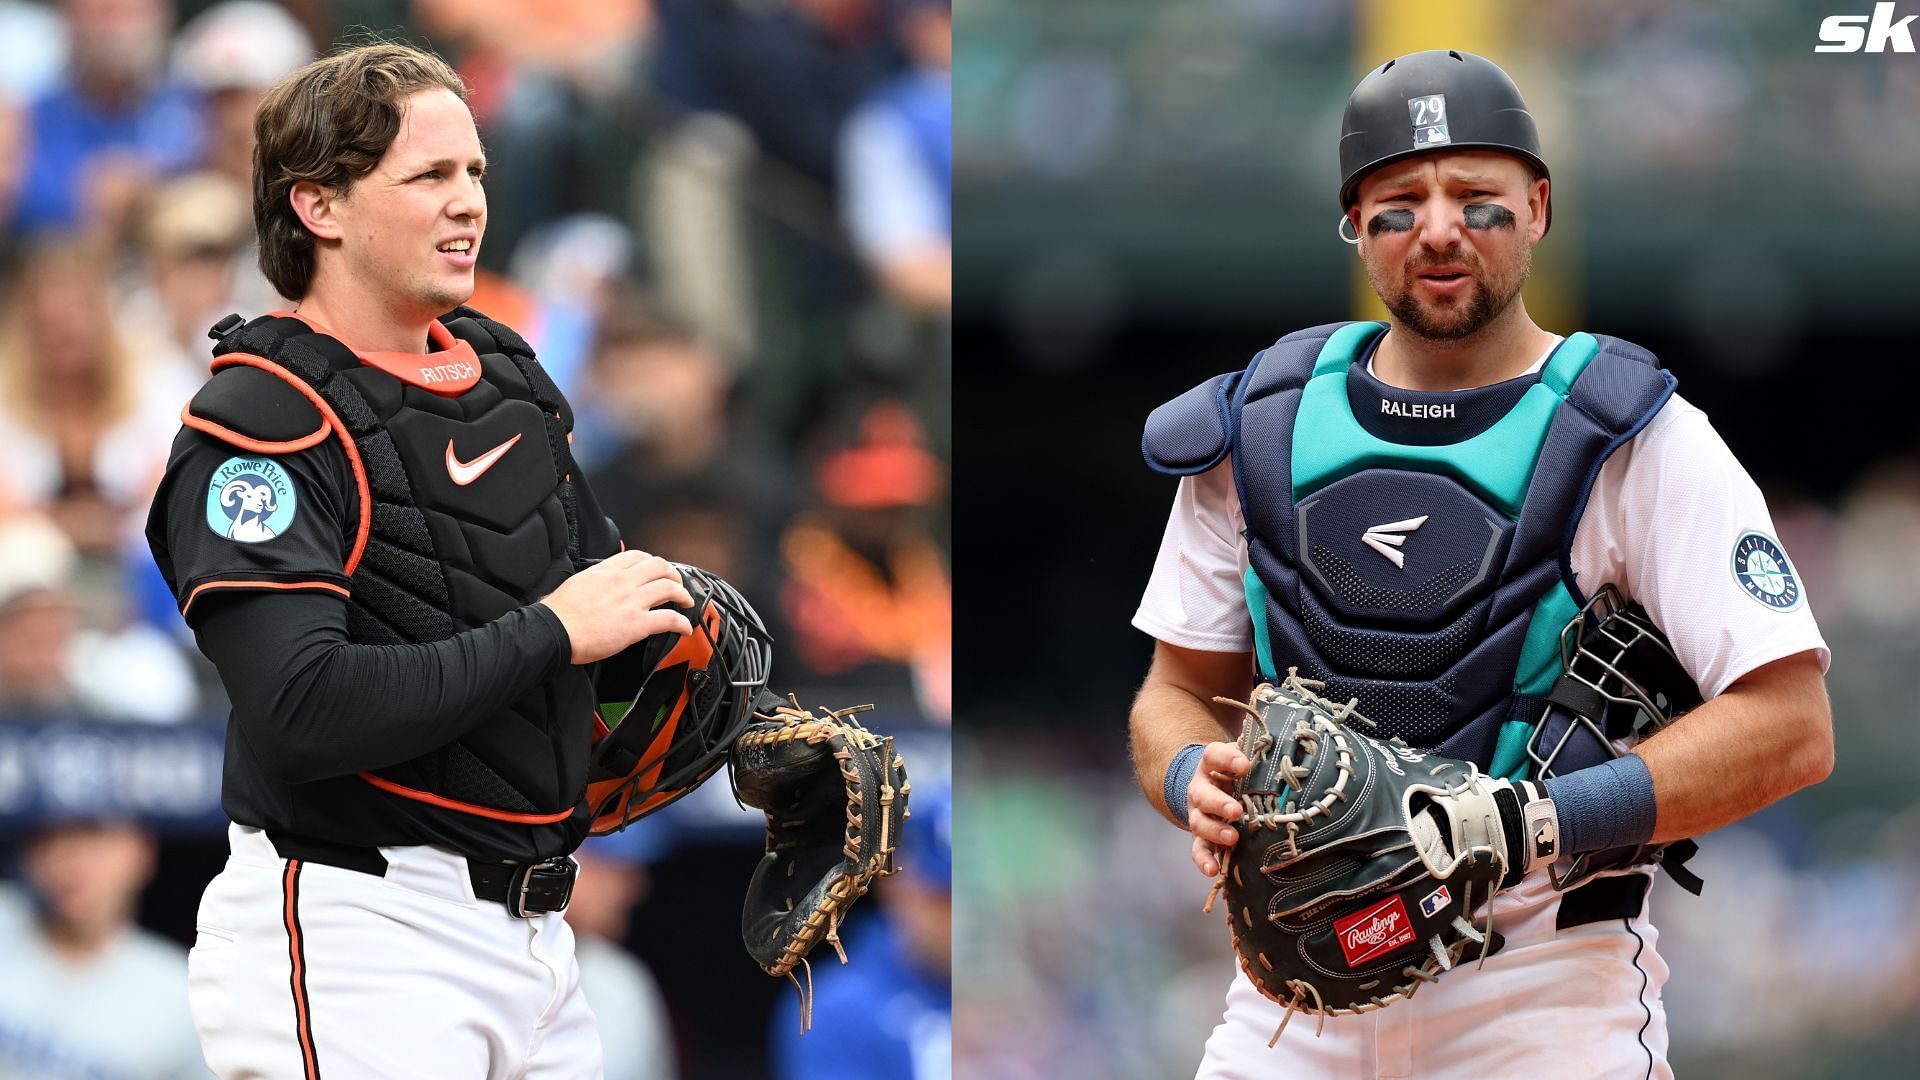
[267,832,577,918]
[1556,872,1649,931]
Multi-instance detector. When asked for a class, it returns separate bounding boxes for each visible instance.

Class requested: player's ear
[290,180,344,242]
[1528,176,1549,245]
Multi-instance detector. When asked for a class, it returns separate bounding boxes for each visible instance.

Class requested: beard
[1372,243,1529,343]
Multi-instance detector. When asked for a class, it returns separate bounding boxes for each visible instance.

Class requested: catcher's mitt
[730,692,909,1029]
[1210,672,1557,1042]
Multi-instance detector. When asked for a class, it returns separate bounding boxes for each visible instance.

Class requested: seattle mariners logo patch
[205,457,297,543]
[1731,532,1801,611]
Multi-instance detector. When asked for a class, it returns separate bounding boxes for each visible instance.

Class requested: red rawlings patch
[1333,895,1417,968]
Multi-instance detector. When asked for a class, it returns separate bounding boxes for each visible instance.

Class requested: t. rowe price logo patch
[1333,896,1417,968]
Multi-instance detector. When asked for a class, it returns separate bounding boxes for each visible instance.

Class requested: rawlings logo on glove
[1334,898,1415,966]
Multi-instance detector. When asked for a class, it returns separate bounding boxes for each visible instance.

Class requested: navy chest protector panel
[1144,321,1676,775]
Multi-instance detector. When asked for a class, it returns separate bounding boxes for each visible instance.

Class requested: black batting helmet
[1338,49,1550,231]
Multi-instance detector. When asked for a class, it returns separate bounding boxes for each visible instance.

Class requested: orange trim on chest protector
[265,309,484,396]
[357,771,577,824]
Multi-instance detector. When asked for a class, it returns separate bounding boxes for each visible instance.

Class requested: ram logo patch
[205,457,297,543]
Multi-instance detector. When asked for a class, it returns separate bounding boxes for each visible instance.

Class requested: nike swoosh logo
[445,433,522,486]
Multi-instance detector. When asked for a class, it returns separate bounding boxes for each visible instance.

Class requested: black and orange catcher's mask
[587,563,773,835]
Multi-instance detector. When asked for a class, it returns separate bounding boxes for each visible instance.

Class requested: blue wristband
[1164,743,1207,823]
[1542,754,1658,855]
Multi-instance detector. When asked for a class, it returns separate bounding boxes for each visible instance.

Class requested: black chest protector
[207,308,592,825]
[1144,322,1678,778]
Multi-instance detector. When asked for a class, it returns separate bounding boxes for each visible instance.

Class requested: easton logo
[1361,515,1428,569]
[1817,3,1916,51]
[1333,896,1416,967]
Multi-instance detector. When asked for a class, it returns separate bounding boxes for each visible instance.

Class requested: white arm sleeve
[1132,459,1255,652]
[1568,394,1830,700]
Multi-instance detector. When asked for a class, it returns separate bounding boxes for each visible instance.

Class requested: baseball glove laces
[730,692,910,1031]
[1206,670,1552,1043]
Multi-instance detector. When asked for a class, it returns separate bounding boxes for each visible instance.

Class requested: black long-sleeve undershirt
[193,588,574,784]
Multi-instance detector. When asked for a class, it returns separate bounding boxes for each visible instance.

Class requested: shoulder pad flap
[184,365,329,453]
[1589,334,1661,371]
[1144,371,1240,476]
[1570,336,1677,432]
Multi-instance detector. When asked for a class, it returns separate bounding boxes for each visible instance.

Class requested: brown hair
[251,41,468,300]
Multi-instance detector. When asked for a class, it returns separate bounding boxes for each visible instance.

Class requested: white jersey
[1139,344,1830,1078]
[1134,358,1829,699]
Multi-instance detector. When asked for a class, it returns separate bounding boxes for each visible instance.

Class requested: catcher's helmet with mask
[586,562,773,834]
[1527,583,1705,892]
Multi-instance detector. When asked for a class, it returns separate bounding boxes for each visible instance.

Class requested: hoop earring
[1337,215,1361,247]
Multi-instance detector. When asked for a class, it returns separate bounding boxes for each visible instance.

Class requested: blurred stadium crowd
[954,3,1920,1079]
[0,0,950,1077]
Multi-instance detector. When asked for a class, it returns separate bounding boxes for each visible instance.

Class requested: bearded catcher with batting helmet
[1128,50,1833,1079]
